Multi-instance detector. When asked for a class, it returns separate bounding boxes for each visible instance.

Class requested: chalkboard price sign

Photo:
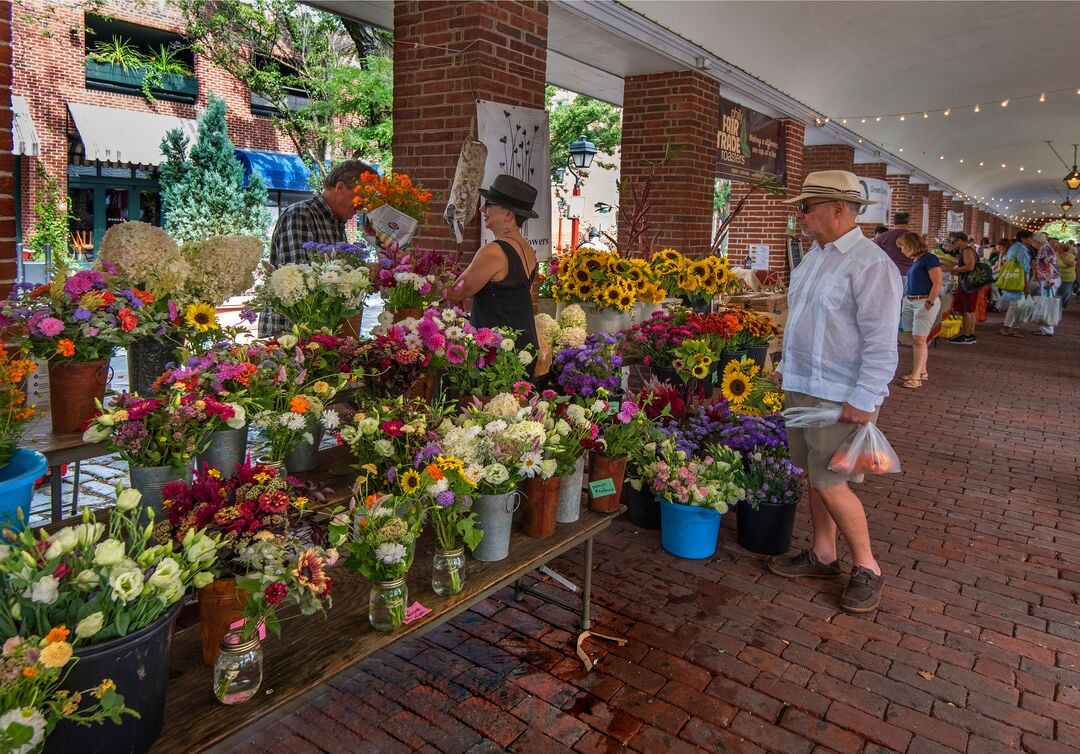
[787,237,804,271]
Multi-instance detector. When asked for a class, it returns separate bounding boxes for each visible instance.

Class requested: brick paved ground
[207,308,1079,753]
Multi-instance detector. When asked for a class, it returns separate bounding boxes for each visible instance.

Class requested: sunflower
[721,369,752,404]
[602,285,621,306]
[184,302,218,332]
[573,267,591,284]
[578,281,594,299]
[400,468,422,494]
[763,391,784,413]
[690,361,710,379]
[617,291,634,311]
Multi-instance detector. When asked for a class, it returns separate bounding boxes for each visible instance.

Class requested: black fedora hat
[479,174,539,219]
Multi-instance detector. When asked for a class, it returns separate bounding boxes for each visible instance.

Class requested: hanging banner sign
[922,198,930,234]
[854,177,892,225]
[716,99,786,183]
[947,211,965,233]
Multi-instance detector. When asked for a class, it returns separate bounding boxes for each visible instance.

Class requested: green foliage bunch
[159,96,271,243]
[545,85,622,183]
[27,163,70,262]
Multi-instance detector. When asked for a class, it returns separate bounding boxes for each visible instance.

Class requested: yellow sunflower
[400,468,422,494]
[602,285,621,306]
[690,361,710,379]
[573,267,591,284]
[184,302,218,332]
[763,391,784,413]
[721,369,752,404]
[617,291,634,311]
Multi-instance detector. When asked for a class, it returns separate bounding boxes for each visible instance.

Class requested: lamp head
[568,134,598,170]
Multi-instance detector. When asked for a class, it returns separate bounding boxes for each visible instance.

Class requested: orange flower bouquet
[0,349,39,467]
[352,172,434,223]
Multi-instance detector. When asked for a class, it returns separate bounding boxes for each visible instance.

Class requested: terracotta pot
[588,455,628,513]
[407,370,439,403]
[389,307,424,323]
[519,476,560,537]
[198,578,249,666]
[48,359,109,434]
[339,312,364,339]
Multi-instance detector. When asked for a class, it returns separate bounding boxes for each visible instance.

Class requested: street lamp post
[566,134,597,252]
[556,197,568,251]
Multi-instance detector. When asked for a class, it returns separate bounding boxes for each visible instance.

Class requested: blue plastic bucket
[659,497,722,559]
[0,449,48,532]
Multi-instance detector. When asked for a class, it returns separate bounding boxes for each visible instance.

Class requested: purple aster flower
[239,308,258,323]
[73,308,93,322]
[436,491,455,507]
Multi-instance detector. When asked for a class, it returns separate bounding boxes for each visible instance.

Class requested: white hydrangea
[268,265,311,306]
[557,326,587,349]
[99,221,182,292]
[321,410,340,430]
[485,393,520,419]
[558,304,587,329]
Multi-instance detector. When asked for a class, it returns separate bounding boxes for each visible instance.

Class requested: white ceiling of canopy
[308,0,1080,222]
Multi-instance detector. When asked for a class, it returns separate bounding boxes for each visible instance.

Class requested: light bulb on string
[943,109,950,116]
[1039,93,1046,102]
[875,116,881,122]
[923,112,929,119]
[1001,99,1009,107]
[861,118,866,123]
[899,114,905,121]
[974,104,981,112]
[841,118,847,124]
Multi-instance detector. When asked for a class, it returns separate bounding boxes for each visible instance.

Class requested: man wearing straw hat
[768,171,902,613]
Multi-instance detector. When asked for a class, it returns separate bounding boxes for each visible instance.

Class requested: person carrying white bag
[769,170,903,614]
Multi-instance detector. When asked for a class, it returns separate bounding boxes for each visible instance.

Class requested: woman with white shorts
[896,232,942,389]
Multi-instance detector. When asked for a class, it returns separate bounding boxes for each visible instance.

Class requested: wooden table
[152,502,618,752]
[20,415,109,523]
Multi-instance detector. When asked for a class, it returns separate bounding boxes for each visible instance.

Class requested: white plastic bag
[1032,294,1062,327]
[827,422,902,475]
[781,404,842,428]
[1012,294,1036,322]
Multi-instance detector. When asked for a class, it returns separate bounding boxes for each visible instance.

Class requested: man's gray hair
[844,201,863,216]
[323,159,377,190]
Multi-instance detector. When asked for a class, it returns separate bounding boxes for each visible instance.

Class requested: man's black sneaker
[946,334,965,344]
[962,335,977,344]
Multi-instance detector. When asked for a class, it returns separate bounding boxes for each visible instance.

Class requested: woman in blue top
[999,230,1038,337]
[896,232,942,389]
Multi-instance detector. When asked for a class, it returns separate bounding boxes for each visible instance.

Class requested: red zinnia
[264,582,287,605]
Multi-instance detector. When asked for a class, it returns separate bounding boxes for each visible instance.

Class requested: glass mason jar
[213,631,263,705]
[432,548,465,596]
[369,577,408,632]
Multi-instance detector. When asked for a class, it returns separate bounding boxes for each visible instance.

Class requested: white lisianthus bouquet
[0,486,221,645]
[437,395,549,493]
[254,255,372,331]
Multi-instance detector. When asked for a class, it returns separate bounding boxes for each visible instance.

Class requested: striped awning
[11,95,40,157]
[67,102,197,165]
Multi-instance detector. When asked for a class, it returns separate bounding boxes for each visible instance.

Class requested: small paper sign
[589,478,616,498]
[403,601,432,625]
[229,618,266,641]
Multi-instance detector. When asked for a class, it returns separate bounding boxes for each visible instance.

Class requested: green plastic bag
[996,259,1025,292]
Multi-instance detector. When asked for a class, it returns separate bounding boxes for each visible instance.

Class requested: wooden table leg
[581,536,594,630]
[70,461,81,516]
[49,465,62,523]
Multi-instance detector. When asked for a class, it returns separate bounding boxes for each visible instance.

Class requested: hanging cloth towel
[443,138,487,244]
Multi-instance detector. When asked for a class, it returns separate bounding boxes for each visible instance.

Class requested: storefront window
[68,187,94,260]
[105,188,130,228]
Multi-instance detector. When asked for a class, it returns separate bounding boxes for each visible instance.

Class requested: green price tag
[609,401,619,413]
[589,478,616,498]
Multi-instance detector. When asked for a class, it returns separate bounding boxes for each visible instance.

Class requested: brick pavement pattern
[215,310,1080,754]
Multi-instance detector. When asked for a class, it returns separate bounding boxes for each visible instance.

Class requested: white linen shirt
[777,226,902,412]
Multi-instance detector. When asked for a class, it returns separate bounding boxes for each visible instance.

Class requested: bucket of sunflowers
[547,247,642,334]
[0,485,221,753]
[648,248,743,313]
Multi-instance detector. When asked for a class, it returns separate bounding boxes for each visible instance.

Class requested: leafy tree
[159,96,271,243]
[178,0,393,182]
[546,85,622,182]
[27,163,71,262]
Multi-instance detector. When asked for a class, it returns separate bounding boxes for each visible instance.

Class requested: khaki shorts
[785,392,880,489]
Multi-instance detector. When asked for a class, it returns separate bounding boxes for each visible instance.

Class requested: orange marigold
[45,626,70,644]
[56,339,76,357]
[289,396,310,414]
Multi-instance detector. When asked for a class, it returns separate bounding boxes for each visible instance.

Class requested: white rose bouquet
[254,255,372,332]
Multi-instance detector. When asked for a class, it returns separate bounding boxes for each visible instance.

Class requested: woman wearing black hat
[446,174,540,375]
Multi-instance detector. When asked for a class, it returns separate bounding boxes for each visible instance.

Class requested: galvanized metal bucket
[130,464,191,525]
[197,425,249,479]
[556,455,586,523]
[471,491,520,562]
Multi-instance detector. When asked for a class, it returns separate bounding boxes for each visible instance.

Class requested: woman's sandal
[998,329,1022,337]
[898,372,929,383]
[900,376,923,389]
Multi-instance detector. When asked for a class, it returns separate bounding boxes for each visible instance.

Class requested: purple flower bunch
[711,412,787,454]
[740,451,804,510]
[553,332,624,397]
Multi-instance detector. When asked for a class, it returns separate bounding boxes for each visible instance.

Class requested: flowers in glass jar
[0,485,220,644]
[253,254,372,332]
[233,540,335,641]
[0,349,39,468]
[328,499,417,584]
[0,629,137,753]
[82,389,244,473]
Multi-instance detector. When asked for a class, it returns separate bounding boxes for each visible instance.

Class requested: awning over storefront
[11,96,40,157]
[233,149,313,192]
[67,102,197,165]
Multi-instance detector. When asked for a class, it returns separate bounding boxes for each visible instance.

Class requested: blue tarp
[233,149,312,192]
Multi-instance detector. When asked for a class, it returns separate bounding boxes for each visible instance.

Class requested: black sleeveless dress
[470,239,539,376]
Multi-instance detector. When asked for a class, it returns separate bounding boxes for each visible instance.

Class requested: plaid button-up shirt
[258,194,347,337]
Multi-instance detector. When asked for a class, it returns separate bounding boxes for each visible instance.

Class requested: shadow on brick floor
[212,310,1080,754]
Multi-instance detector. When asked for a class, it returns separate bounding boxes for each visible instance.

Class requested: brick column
[855,162,886,237]
[725,119,804,279]
[803,144,854,174]
[937,194,953,238]
[393,1,548,255]
[963,204,976,240]
[0,0,13,297]
[908,183,929,238]
[927,190,943,242]
[619,69,720,258]
[885,174,911,220]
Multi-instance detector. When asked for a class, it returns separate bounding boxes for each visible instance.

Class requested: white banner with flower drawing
[476,99,551,259]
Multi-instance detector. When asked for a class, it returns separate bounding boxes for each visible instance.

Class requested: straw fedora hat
[784,170,875,206]
[479,174,539,219]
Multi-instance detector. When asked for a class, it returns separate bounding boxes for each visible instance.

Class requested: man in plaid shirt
[259,159,377,336]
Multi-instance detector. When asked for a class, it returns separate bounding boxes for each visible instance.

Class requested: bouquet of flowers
[731,307,780,347]
[352,171,433,223]
[649,249,741,304]
[513,384,599,477]
[437,393,549,494]
[0,485,220,643]
[718,358,783,416]
[344,331,432,400]
[620,308,702,369]
[671,337,719,381]
[0,349,38,468]
[329,495,416,582]
[418,315,530,397]
[339,397,445,481]
[372,246,459,310]
[551,332,623,398]
[83,390,245,474]
[738,449,804,510]
[534,304,588,359]
[690,310,744,358]
[647,444,745,513]
[0,265,146,361]
[253,254,372,332]
[588,392,654,459]
[548,247,638,312]
[0,630,136,752]
[232,540,334,641]
[154,347,259,408]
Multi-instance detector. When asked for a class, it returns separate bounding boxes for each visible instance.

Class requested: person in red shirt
[874,212,913,287]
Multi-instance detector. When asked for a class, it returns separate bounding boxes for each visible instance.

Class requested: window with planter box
[84,15,198,104]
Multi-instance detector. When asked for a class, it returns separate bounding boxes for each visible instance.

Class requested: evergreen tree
[159,95,271,243]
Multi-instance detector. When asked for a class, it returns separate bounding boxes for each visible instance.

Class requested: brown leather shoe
[767,549,841,579]
[841,567,884,613]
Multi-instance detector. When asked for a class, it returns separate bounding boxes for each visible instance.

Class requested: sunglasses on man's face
[794,200,835,215]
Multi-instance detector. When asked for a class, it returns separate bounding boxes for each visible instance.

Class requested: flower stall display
[338,397,445,480]
[329,497,417,632]
[586,393,654,513]
[0,349,38,468]
[649,248,741,308]
[548,247,639,331]
[343,329,433,401]
[370,246,459,314]
[253,252,372,334]
[620,307,719,391]
[551,331,624,398]
[0,631,137,753]
[0,487,220,752]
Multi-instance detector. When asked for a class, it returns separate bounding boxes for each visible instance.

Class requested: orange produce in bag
[828,422,901,476]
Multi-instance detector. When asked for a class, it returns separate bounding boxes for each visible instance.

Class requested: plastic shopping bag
[781,404,842,428]
[1012,294,1036,322]
[1032,294,1062,327]
[828,422,902,475]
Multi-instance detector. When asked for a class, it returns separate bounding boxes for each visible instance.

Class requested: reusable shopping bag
[828,422,902,475]
[1032,294,1062,327]
[960,261,994,292]
[996,259,1026,292]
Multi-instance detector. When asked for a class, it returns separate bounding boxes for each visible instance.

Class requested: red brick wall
[938,194,953,239]
[855,162,886,237]
[726,119,804,278]
[1,0,14,297]
[803,144,853,174]
[619,69,720,258]
[885,174,910,220]
[393,0,548,257]
[14,0,299,241]
[927,190,943,242]
[908,183,928,240]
